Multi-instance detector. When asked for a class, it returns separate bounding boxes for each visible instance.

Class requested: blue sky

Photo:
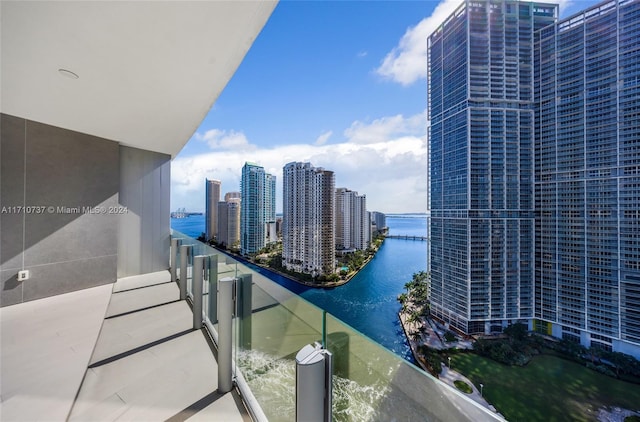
[171,0,600,214]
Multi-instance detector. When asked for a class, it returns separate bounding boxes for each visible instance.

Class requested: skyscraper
[371,211,387,235]
[533,0,640,355]
[428,0,640,357]
[241,163,265,255]
[205,179,221,241]
[217,192,241,249]
[240,163,275,255]
[265,173,277,243]
[428,0,556,335]
[225,191,241,202]
[282,162,335,277]
[335,188,369,251]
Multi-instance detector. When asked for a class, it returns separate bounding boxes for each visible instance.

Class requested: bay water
[171,214,427,362]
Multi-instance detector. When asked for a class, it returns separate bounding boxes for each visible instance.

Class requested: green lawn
[451,353,640,422]
[454,379,473,394]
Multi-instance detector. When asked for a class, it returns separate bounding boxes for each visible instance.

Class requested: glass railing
[171,230,504,421]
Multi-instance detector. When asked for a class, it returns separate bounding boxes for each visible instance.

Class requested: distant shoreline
[211,240,384,289]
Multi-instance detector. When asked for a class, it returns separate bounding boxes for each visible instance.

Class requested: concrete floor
[0,270,248,422]
[0,283,112,421]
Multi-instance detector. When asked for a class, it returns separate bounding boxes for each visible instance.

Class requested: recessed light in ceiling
[58,69,79,79]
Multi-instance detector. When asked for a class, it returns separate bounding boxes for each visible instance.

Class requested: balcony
[168,230,503,421]
[2,230,504,421]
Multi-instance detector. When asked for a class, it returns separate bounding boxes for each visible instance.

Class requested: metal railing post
[170,238,181,284]
[179,244,193,300]
[218,276,234,394]
[296,343,333,422]
[192,255,205,329]
[208,254,219,324]
[237,273,252,350]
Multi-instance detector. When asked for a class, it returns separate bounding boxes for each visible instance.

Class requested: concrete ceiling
[1,1,276,158]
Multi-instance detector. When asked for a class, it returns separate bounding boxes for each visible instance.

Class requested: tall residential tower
[533,0,640,355]
[265,173,277,243]
[335,188,370,251]
[282,162,335,277]
[205,179,221,241]
[240,162,275,255]
[428,0,640,357]
[428,0,556,334]
[217,192,241,249]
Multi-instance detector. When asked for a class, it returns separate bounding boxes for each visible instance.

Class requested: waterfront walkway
[398,308,501,417]
[439,364,500,415]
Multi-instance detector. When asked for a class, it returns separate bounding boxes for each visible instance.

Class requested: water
[299,232,426,362]
[238,349,391,422]
[171,213,428,362]
[170,214,205,238]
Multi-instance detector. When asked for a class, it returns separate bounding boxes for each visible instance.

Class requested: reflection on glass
[170,230,503,422]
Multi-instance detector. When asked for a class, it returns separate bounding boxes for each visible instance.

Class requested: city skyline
[170,0,602,214]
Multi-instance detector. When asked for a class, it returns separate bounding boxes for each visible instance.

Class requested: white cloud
[315,130,333,145]
[344,112,425,144]
[377,0,572,86]
[376,0,462,86]
[171,114,427,214]
[357,50,368,58]
[195,129,255,151]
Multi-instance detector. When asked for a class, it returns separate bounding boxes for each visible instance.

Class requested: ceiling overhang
[1,1,276,158]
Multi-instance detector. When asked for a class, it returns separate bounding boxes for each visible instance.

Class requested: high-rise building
[428,0,555,335]
[371,211,387,235]
[240,163,275,255]
[335,188,369,251]
[217,192,241,249]
[356,195,370,250]
[428,0,640,357]
[282,162,335,277]
[534,0,640,355]
[265,173,277,243]
[335,188,352,250]
[205,179,221,241]
[241,163,265,255]
[225,191,241,202]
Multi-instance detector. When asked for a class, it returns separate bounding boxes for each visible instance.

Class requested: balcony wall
[117,145,170,278]
[0,115,170,306]
[0,113,119,306]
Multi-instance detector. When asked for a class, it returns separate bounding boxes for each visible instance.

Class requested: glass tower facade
[241,162,267,255]
[429,0,640,356]
[428,0,557,334]
[265,173,277,243]
[534,0,640,354]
